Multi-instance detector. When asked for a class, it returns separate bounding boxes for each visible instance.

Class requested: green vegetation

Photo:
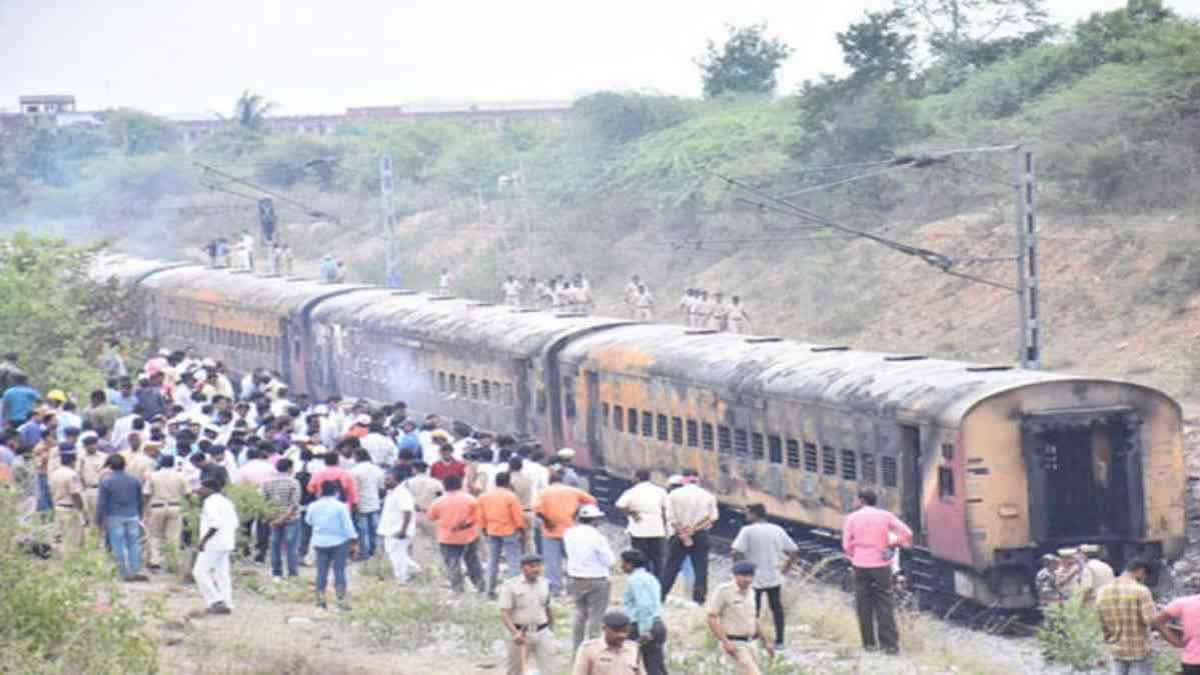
[1037,597,1105,670]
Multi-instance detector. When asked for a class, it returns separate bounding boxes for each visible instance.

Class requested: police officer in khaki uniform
[707,561,773,675]
[49,447,86,553]
[572,610,642,675]
[499,553,555,675]
[402,461,443,568]
[122,434,156,484]
[144,455,189,570]
[710,292,729,331]
[78,433,108,528]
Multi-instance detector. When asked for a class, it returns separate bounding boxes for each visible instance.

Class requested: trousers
[384,536,416,584]
[440,540,484,593]
[505,626,553,675]
[55,506,85,553]
[194,548,233,609]
[661,531,710,603]
[568,576,611,651]
[543,537,567,595]
[630,536,665,579]
[754,585,785,645]
[853,565,899,652]
[146,505,182,568]
[630,619,668,675]
[105,516,142,579]
[727,642,761,675]
[315,542,350,599]
[487,534,522,592]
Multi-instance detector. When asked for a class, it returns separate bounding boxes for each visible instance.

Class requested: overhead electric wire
[193,161,340,222]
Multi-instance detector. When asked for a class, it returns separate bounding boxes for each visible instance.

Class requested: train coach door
[899,424,923,538]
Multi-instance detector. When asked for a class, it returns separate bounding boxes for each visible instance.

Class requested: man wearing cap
[144,455,188,570]
[1080,544,1116,604]
[842,488,913,655]
[708,561,773,674]
[377,467,418,584]
[564,503,616,651]
[556,448,582,488]
[194,478,239,614]
[616,468,671,580]
[500,554,556,675]
[78,433,107,529]
[1036,554,1066,606]
[572,610,642,675]
[123,432,156,484]
[620,549,667,675]
[661,469,718,605]
[534,472,598,596]
[49,447,86,553]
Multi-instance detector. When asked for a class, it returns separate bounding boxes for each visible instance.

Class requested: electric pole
[379,154,398,288]
[1014,145,1040,369]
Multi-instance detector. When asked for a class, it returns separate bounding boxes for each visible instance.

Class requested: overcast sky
[0,0,1192,117]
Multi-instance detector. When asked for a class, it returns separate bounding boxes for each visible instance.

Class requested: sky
[0,0,1194,117]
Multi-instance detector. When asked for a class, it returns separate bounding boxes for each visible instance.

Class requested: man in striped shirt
[261,458,302,580]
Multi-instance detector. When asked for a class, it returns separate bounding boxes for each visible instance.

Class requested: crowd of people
[4,342,1198,673]
[204,229,297,278]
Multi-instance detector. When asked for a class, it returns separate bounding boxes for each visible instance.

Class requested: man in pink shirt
[1157,593,1197,673]
[841,488,913,654]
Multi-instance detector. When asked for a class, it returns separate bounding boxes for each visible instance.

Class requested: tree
[837,9,918,84]
[103,109,180,155]
[231,90,277,131]
[895,0,1048,55]
[697,24,794,98]
[572,92,694,145]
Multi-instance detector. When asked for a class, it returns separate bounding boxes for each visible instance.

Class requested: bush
[1038,597,1105,670]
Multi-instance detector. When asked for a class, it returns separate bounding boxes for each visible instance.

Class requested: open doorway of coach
[1023,409,1143,545]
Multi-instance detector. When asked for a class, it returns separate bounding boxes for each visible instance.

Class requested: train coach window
[686,420,699,448]
[504,383,515,406]
[804,443,818,472]
[861,453,877,484]
[628,409,639,435]
[438,372,447,392]
[537,389,547,413]
[602,403,610,427]
[482,380,491,401]
[938,466,955,498]
[449,374,458,395]
[470,381,480,400]
[614,406,624,431]
[671,417,683,445]
[702,423,714,451]
[563,377,576,419]
[734,429,749,457]
[459,377,468,398]
[642,411,654,438]
[752,433,765,461]
[657,414,668,441]
[882,456,898,488]
[785,440,800,468]
[941,443,955,460]
[822,446,837,476]
[717,426,732,454]
[841,450,857,480]
[768,436,782,464]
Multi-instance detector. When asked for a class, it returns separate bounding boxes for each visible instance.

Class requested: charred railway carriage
[95,255,1186,608]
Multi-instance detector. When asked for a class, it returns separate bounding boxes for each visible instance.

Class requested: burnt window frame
[701,423,714,451]
[671,417,684,445]
[601,403,610,427]
[804,442,818,472]
[628,408,639,435]
[821,445,837,476]
[563,377,576,419]
[861,452,877,484]
[686,420,699,448]
[768,435,783,465]
[752,432,766,461]
[656,414,668,441]
[882,456,899,488]
[642,411,654,438]
[614,405,624,431]
[717,425,732,455]
[841,449,857,481]
[938,466,956,498]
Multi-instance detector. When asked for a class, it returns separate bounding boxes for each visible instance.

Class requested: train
[93,254,1187,609]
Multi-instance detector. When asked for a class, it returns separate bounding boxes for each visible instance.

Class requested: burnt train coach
[94,255,1186,608]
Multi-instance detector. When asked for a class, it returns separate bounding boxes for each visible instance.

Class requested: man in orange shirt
[478,471,528,599]
[427,474,485,593]
[305,453,360,511]
[533,472,597,595]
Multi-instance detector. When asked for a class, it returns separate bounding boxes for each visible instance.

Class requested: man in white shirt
[350,449,385,560]
[376,468,418,584]
[731,503,801,650]
[615,468,672,580]
[563,504,615,652]
[361,423,397,467]
[522,449,551,551]
[194,479,239,614]
[660,470,719,605]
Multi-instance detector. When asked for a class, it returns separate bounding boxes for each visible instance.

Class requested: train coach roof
[90,254,197,287]
[310,291,628,356]
[557,324,1102,425]
[140,266,369,314]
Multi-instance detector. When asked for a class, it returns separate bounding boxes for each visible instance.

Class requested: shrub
[1038,597,1105,670]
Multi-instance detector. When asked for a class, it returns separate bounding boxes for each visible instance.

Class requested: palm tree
[231,90,276,131]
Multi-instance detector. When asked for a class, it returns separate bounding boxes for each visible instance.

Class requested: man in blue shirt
[1,373,40,428]
[109,379,137,416]
[621,549,667,675]
[96,453,147,581]
[397,420,422,457]
[305,480,358,609]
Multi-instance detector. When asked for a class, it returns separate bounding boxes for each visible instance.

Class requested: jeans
[355,510,380,558]
[270,520,301,578]
[661,531,710,604]
[1110,655,1154,675]
[300,509,313,557]
[440,540,484,593]
[631,619,668,675]
[543,537,566,595]
[243,518,269,562]
[755,585,785,645]
[105,516,141,579]
[487,534,521,592]
[314,541,350,600]
[36,473,51,512]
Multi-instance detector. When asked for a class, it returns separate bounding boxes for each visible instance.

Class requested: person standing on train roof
[438,267,453,295]
[841,487,913,655]
[615,468,671,580]
[320,255,337,283]
[660,468,718,605]
[731,503,801,650]
[624,275,642,318]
